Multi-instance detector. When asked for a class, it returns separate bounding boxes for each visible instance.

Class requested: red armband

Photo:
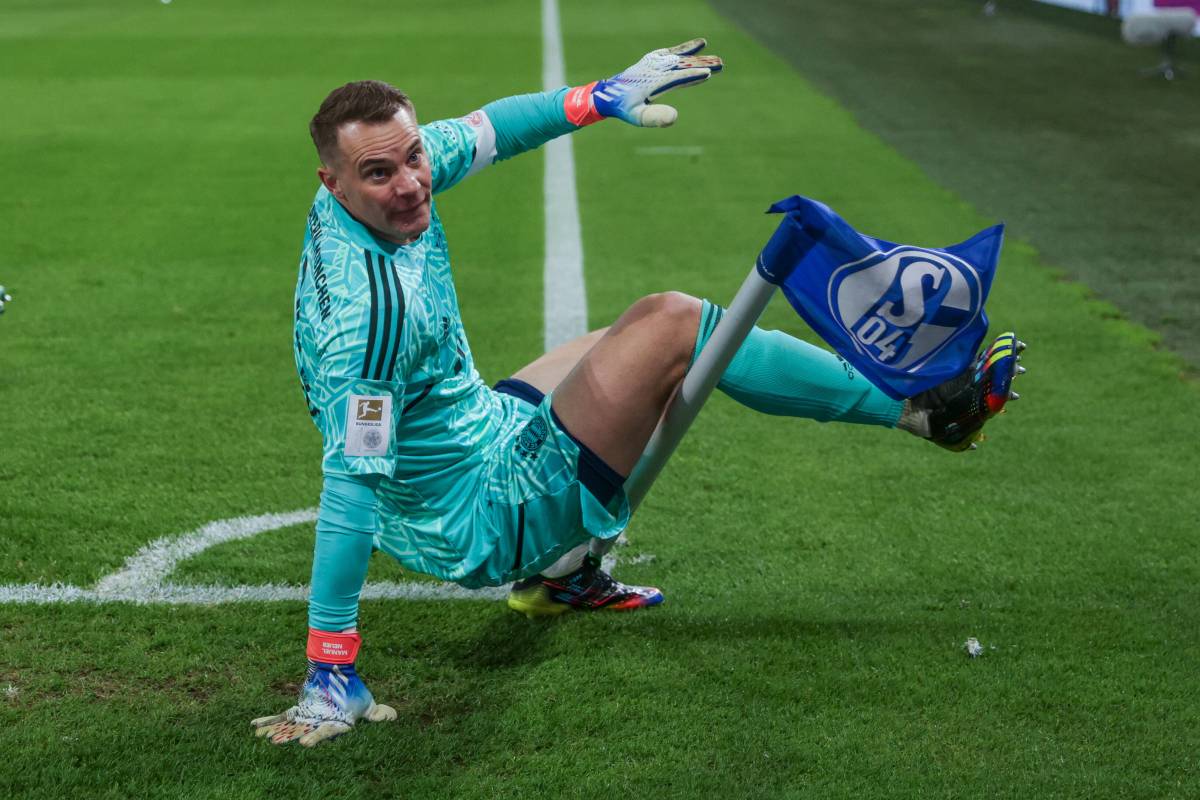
[306,628,361,664]
[565,82,604,127]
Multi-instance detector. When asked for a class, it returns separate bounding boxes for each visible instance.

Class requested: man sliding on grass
[255,40,1024,746]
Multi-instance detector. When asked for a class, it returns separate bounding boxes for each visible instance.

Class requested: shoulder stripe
[360,250,406,382]
[382,257,406,383]
[372,252,395,381]
[361,248,381,380]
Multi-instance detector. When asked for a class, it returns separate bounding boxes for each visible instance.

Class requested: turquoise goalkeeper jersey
[293,114,526,580]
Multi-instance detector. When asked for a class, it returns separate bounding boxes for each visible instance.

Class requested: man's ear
[317,165,347,203]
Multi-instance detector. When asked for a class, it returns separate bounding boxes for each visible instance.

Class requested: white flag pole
[624,265,779,511]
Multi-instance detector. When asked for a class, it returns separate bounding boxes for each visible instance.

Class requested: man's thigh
[511,328,607,395]
[550,292,701,475]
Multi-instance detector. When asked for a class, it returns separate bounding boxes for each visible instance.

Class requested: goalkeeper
[257,40,1023,746]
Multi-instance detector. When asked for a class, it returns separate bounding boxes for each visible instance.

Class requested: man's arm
[251,405,400,747]
[252,473,396,747]
[308,474,378,633]
[426,39,722,192]
[488,38,722,155]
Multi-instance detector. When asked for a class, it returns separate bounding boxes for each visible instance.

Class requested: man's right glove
[565,39,723,128]
[251,629,397,747]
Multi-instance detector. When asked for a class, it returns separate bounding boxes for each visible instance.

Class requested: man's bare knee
[620,292,701,370]
[642,291,701,365]
[624,291,701,325]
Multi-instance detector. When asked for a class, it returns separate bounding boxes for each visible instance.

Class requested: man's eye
[369,168,388,180]
[408,151,423,165]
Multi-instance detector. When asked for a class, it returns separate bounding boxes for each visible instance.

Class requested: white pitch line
[0,581,506,606]
[541,0,588,350]
[93,509,318,597]
[0,510,509,606]
[361,581,506,601]
[0,506,632,605]
[0,583,96,604]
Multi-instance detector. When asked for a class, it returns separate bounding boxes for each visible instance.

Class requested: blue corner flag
[757,196,1004,400]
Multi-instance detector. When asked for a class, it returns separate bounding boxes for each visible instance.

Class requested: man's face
[318,108,432,245]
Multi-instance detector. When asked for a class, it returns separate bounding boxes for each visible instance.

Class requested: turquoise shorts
[455,379,630,589]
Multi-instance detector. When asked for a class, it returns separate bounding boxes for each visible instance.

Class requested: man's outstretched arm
[498,38,720,147]
[449,39,722,177]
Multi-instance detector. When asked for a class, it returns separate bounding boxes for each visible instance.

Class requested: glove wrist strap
[306,628,361,664]
[565,81,604,126]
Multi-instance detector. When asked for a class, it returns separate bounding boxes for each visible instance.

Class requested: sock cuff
[691,299,726,367]
[539,542,589,579]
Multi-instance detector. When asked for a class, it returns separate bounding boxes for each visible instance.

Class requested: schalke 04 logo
[828,247,982,371]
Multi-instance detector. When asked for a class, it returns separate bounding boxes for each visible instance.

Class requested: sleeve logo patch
[344,394,392,456]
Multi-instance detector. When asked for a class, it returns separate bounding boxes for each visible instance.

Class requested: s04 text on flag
[757,196,1004,400]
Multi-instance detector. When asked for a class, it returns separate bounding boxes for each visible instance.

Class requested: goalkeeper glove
[251,629,396,747]
[565,38,723,128]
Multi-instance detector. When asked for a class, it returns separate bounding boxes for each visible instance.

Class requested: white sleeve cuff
[462,109,497,178]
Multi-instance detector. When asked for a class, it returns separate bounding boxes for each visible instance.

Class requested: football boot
[507,554,663,618]
[907,331,1026,452]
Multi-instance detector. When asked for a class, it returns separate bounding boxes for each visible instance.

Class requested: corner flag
[757,196,1004,400]
[626,195,1006,510]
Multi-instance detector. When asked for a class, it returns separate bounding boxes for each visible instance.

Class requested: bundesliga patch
[343,394,392,457]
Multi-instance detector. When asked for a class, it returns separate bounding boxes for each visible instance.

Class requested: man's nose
[393,170,423,197]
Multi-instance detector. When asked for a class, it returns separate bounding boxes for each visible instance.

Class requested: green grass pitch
[1,0,1198,797]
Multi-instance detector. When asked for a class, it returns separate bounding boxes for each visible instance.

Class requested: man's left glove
[565,38,723,128]
[251,629,397,747]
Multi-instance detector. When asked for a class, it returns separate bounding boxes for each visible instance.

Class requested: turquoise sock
[692,300,902,427]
